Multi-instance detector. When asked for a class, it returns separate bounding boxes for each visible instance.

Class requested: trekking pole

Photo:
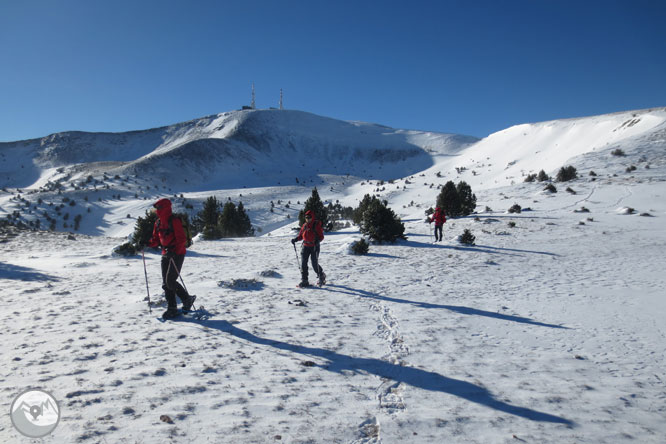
[141,249,152,314]
[293,243,302,273]
[169,257,190,294]
[169,256,197,311]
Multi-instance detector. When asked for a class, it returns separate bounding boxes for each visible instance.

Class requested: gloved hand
[291,238,297,245]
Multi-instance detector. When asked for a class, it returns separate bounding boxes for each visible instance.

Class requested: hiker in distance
[428,206,447,242]
[147,198,196,319]
[291,210,326,287]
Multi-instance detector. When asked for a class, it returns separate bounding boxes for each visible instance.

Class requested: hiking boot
[162,307,180,320]
[318,272,326,286]
[182,295,196,313]
[297,281,310,288]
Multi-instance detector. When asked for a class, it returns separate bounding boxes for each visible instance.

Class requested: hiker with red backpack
[147,198,196,319]
[428,207,447,242]
[291,210,326,287]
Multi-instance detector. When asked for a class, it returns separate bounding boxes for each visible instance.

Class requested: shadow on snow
[325,285,569,329]
[176,316,574,426]
[0,262,60,282]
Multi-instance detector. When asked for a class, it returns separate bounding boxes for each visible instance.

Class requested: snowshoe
[182,295,196,313]
[162,307,180,320]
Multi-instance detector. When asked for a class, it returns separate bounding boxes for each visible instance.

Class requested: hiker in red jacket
[147,198,195,319]
[428,207,447,242]
[291,210,326,287]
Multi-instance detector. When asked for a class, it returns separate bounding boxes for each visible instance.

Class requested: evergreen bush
[131,210,158,248]
[359,199,406,243]
[537,170,550,182]
[113,242,137,257]
[458,229,476,245]
[350,238,370,255]
[556,165,578,182]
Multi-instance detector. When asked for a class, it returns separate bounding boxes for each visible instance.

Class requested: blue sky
[1,0,664,142]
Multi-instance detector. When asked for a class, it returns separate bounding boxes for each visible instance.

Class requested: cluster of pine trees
[435,180,477,218]
[193,197,254,240]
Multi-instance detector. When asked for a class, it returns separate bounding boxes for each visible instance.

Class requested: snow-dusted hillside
[1,107,666,443]
[0,109,477,191]
[0,109,477,237]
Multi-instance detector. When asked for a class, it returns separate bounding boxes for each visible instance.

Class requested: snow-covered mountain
[1,107,666,443]
[2,107,665,238]
[0,109,477,190]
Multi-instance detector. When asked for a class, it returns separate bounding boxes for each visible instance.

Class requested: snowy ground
[1,108,665,443]
[1,174,665,443]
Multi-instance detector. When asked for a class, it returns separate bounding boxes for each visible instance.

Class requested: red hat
[153,198,172,210]
[305,210,314,218]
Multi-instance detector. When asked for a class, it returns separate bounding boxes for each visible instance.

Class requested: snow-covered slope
[429,107,666,191]
[0,109,477,191]
[1,107,666,443]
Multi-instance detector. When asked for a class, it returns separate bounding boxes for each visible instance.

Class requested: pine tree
[219,201,238,237]
[299,187,328,228]
[352,194,378,226]
[456,181,477,215]
[360,199,406,243]
[198,196,222,240]
[131,210,158,248]
[436,180,476,218]
[437,181,462,217]
[235,202,254,237]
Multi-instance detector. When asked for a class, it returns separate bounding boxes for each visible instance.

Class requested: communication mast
[251,83,256,110]
[279,89,284,110]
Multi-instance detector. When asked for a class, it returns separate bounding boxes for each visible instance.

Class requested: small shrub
[350,238,370,255]
[508,221,516,228]
[524,173,537,183]
[626,165,637,173]
[556,165,577,182]
[543,183,557,193]
[113,242,137,257]
[611,149,626,157]
[566,187,576,194]
[508,204,522,214]
[589,171,597,176]
[537,170,550,182]
[458,229,476,245]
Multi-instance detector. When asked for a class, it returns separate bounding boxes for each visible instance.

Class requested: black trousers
[161,254,189,308]
[301,244,323,282]
[434,224,443,241]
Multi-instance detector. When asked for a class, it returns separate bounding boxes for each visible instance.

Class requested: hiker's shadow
[177,317,574,426]
[0,262,59,282]
[324,285,568,329]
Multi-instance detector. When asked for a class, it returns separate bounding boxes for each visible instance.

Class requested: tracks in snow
[350,299,410,443]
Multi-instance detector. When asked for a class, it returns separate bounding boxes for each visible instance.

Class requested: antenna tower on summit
[251,83,256,110]
[279,89,284,110]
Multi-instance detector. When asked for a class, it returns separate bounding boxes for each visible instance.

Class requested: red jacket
[430,207,446,226]
[148,198,187,255]
[296,219,324,247]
